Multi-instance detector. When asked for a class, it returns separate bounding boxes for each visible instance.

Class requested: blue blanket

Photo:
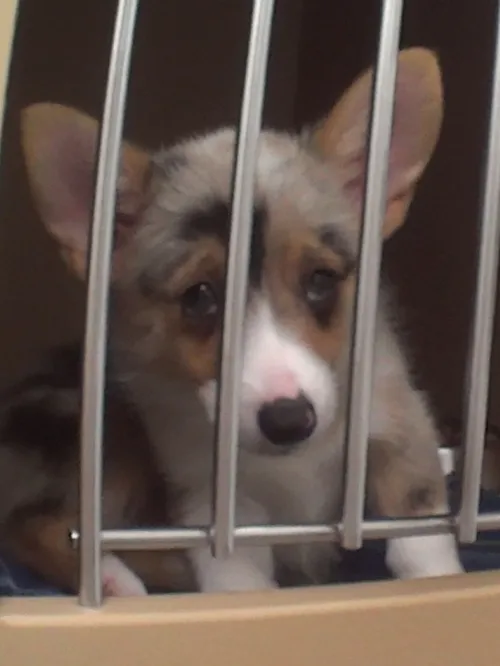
[2,475,499,596]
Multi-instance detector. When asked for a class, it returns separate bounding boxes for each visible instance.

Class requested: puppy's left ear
[309,47,444,239]
[21,103,152,279]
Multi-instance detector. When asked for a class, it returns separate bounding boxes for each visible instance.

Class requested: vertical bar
[341,0,404,550]
[458,2,500,543]
[79,0,139,608]
[213,0,275,559]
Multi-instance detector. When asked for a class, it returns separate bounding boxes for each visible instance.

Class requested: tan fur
[4,513,194,594]
[3,513,82,592]
[118,239,226,385]
[264,231,354,365]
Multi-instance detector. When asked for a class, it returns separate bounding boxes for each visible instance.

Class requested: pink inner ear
[341,75,428,206]
[384,79,423,192]
[341,145,406,204]
[44,130,137,243]
[42,124,99,248]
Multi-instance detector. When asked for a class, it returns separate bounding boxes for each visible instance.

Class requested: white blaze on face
[239,299,337,445]
[198,300,338,446]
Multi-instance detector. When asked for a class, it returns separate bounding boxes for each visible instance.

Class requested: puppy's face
[122,129,357,451]
[21,48,443,453]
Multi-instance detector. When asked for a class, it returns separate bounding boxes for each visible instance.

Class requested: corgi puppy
[18,47,463,594]
[0,345,195,595]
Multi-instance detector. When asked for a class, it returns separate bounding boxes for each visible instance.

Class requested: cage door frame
[1,573,500,665]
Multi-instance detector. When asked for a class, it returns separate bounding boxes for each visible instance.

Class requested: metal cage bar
[341,0,404,550]
[70,509,500,553]
[458,2,500,544]
[213,0,275,559]
[78,0,139,608]
[70,446,467,552]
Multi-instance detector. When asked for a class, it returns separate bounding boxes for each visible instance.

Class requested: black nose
[257,393,316,446]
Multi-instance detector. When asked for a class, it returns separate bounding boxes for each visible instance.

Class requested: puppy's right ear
[21,103,151,279]
[308,48,443,240]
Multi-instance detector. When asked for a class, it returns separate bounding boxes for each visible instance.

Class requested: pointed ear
[309,48,444,239]
[21,103,152,278]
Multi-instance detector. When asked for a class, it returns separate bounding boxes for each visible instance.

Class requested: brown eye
[303,269,340,322]
[180,282,218,331]
[305,269,339,303]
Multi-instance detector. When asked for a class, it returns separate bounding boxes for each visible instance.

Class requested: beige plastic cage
[3,0,500,663]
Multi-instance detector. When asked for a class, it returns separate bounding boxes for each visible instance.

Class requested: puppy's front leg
[183,498,276,593]
[101,553,148,596]
[368,385,463,580]
[191,545,276,593]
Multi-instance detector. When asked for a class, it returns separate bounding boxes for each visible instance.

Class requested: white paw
[199,559,277,593]
[101,554,148,597]
[387,534,464,579]
[202,569,277,593]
